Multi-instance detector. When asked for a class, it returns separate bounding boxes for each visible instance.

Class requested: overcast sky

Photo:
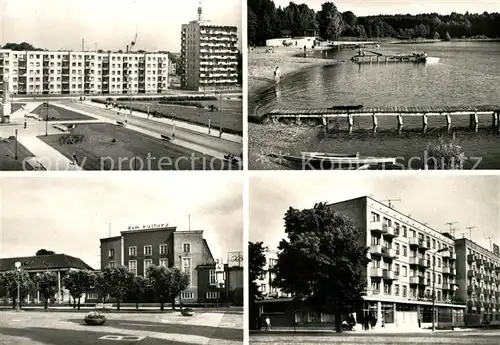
[0,0,242,52]
[0,173,243,269]
[250,173,500,253]
[272,0,500,16]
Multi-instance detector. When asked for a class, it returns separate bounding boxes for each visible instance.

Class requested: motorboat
[268,153,397,170]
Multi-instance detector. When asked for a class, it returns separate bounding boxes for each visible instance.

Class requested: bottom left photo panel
[0,172,244,345]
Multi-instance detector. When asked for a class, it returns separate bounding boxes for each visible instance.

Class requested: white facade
[0,50,169,95]
[181,20,239,91]
[255,250,290,298]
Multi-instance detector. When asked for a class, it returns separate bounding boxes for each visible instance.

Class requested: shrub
[426,134,465,169]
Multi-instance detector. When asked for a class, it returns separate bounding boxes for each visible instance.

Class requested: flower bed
[84,311,107,325]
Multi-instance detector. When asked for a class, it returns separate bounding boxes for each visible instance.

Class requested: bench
[160,134,171,141]
[95,303,113,311]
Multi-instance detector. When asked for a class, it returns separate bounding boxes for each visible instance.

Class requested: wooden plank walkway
[267,105,500,117]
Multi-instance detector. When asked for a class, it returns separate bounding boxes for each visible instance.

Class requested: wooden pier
[265,105,500,132]
[351,54,426,64]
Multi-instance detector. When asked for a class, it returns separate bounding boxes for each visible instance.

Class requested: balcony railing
[467,254,476,262]
[383,224,397,237]
[442,283,451,290]
[382,269,395,280]
[382,247,397,259]
[370,245,383,256]
[476,259,484,266]
[467,270,476,278]
[409,237,420,247]
[370,268,383,278]
[409,257,419,266]
[410,276,420,285]
[476,273,485,280]
[418,259,427,268]
[370,222,385,234]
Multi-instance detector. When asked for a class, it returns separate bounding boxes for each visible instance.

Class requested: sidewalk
[84,100,243,144]
[251,327,473,334]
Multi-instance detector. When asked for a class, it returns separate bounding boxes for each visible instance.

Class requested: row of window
[371,211,453,252]
[1,53,167,62]
[371,282,453,301]
[467,248,499,267]
[114,258,168,275]
[5,69,165,76]
[372,261,452,285]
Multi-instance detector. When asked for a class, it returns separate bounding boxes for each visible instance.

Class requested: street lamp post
[14,129,18,160]
[45,102,49,136]
[178,255,182,310]
[15,261,21,312]
[432,247,448,331]
[218,91,222,138]
[79,71,83,102]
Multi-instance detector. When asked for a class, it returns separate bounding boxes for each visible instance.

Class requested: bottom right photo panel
[249,173,500,343]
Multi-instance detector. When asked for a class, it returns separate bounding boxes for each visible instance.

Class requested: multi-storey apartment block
[255,249,290,299]
[328,196,465,330]
[0,50,169,95]
[455,238,500,324]
[180,21,239,91]
[99,225,214,303]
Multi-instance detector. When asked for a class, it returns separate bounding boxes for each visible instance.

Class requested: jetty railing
[265,105,500,132]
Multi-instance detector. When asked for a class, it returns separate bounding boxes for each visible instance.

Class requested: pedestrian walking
[265,316,271,331]
[24,118,27,129]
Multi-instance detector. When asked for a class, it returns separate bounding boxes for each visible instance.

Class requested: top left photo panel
[0,0,243,171]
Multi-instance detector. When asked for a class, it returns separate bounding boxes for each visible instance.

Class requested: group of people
[360,313,378,330]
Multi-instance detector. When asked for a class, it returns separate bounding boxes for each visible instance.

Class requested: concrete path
[84,100,243,144]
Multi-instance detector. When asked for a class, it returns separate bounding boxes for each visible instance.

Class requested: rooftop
[0,254,94,272]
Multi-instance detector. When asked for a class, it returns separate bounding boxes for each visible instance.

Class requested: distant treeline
[248,0,500,45]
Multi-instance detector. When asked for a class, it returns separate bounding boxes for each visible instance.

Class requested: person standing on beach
[274,67,281,84]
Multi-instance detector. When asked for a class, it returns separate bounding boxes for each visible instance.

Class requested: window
[182,258,192,285]
[384,283,391,295]
[438,274,441,284]
[403,266,407,277]
[395,263,400,276]
[86,293,99,300]
[144,259,152,276]
[438,258,441,268]
[410,229,416,238]
[395,243,400,255]
[128,260,137,275]
[183,243,191,253]
[159,258,168,267]
[209,269,216,285]
[403,285,407,297]
[395,284,400,296]
[109,261,115,268]
[433,256,436,266]
[206,292,219,299]
[129,246,137,256]
[403,246,407,257]
[394,223,400,235]
[371,282,379,294]
[432,239,436,249]
[108,248,114,257]
[371,212,380,222]
[144,245,152,256]
[181,292,194,299]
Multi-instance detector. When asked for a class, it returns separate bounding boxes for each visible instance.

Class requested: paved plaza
[0,310,243,345]
[249,330,500,345]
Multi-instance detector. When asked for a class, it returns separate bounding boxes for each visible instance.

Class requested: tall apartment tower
[328,196,466,330]
[0,50,169,95]
[180,5,239,91]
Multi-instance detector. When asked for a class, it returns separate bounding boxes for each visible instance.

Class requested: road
[250,330,500,345]
[0,310,243,345]
[64,102,242,157]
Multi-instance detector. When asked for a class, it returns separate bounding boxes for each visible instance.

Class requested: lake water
[252,42,500,169]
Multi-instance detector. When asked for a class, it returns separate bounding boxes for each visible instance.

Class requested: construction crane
[383,198,401,209]
[127,30,138,53]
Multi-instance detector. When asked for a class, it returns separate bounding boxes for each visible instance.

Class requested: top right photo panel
[248,0,500,170]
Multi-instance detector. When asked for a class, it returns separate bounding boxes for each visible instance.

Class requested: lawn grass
[0,138,34,170]
[31,104,96,121]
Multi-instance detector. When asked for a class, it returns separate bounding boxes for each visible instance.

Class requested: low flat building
[0,253,94,304]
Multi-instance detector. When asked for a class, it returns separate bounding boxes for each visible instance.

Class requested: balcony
[370,268,383,278]
[370,245,383,256]
[409,257,419,266]
[496,266,500,274]
[467,270,476,278]
[418,259,427,268]
[484,275,490,282]
[383,224,397,238]
[370,222,385,234]
[410,276,420,285]
[442,283,451,290]
[467,254,476,262]
[476,258,484,266]
[497,291,500,298]
[383,269,395,280]
[442,267,452,275]
[476,301,483,309]
[382,247,397,259]
[476,273,485,281]
[476,287,485,295]
[409,237,420,247]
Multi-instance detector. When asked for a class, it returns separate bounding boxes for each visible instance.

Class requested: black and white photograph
[0,173,243,345]
[248,0,500,170]
[249,173,500,343]
[0,0,242,171]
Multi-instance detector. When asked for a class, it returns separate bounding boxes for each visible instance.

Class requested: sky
[272,0,500,16]
[0,0,242,52]
[0,173,243,269]
[250,173,500,253]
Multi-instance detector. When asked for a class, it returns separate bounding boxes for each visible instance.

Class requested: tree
[128,276,149,310]
[249,242,266,329]
[147,265,189,311]
[2,269,34,309]
[94,271,111,303]
[34,272,58,310]
[102,265,134,311]
[275,203,369,332]
[62,270,94,310]
[317,2,344,41]
[36,249,55,256]
[425,134,466,170]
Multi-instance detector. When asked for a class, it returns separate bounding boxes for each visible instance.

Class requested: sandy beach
[248,46,336,170]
